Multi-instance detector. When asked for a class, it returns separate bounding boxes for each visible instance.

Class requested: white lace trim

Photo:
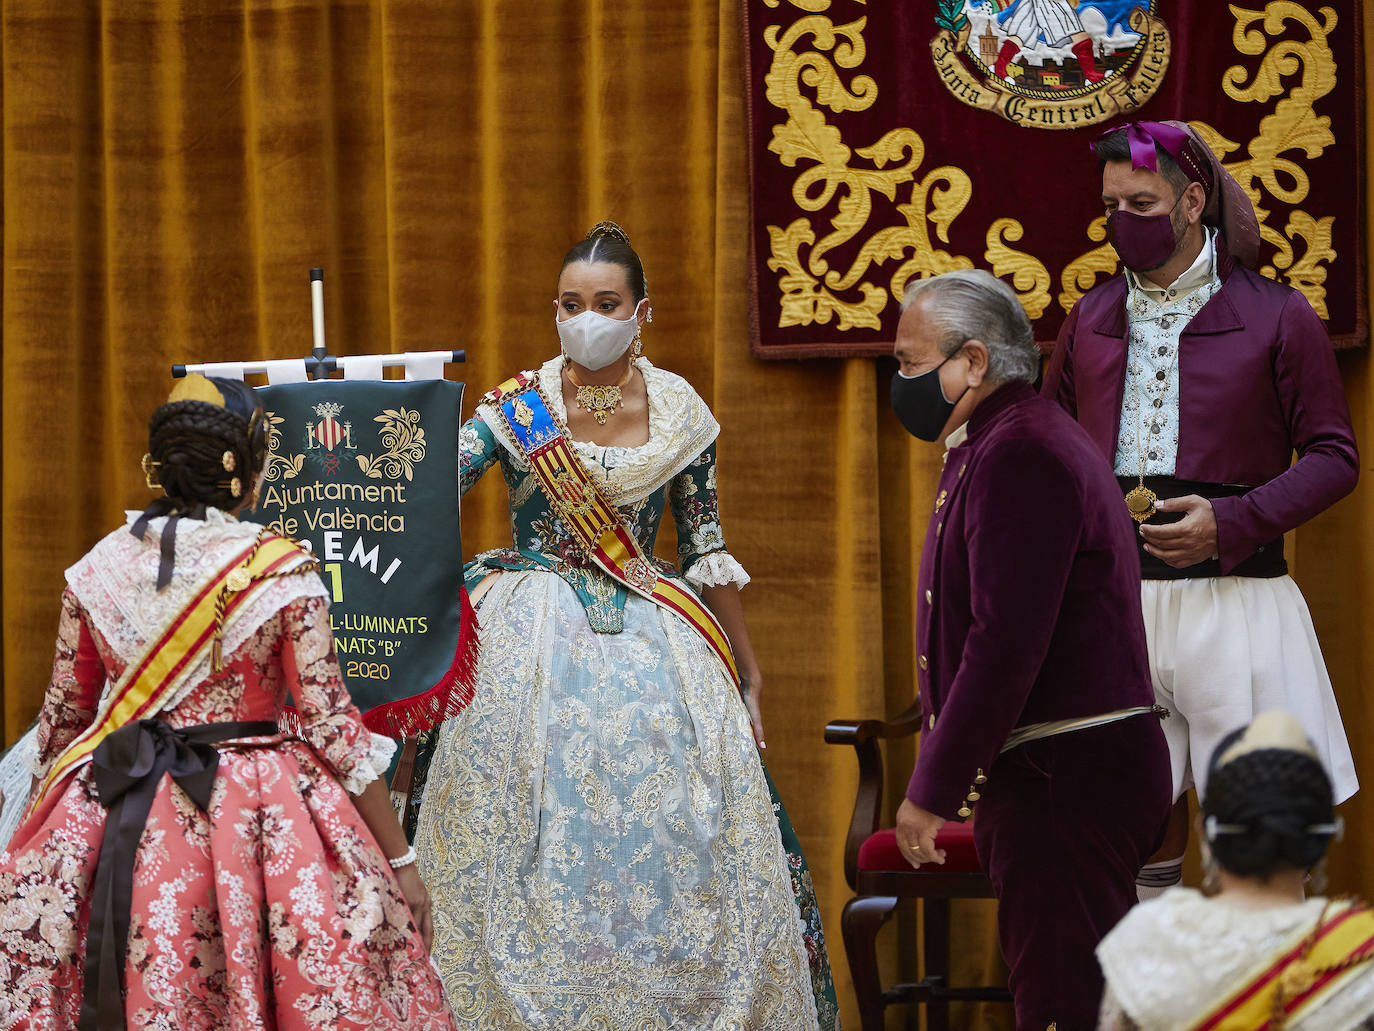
[14,729,42,783]
[1097,888,1340,1029]
[0,728,40,853]
[684,551,751,590]
[67,512,326,713]
[338,731,398,794]
[479,357,719,505]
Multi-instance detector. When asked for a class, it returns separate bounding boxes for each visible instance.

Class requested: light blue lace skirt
[412,569,821,1030]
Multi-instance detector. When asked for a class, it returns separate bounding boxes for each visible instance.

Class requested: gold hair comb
[586,220,630,245]
[167,373,225,408]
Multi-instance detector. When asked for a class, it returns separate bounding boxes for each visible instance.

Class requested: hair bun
[585,220,631,245]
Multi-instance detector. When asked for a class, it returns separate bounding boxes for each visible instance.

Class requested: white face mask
[555,300,644,370]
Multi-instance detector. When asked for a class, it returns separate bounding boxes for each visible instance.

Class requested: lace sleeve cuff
[18,731,45,780]
[337,731,398,795]
[684,551,751,590]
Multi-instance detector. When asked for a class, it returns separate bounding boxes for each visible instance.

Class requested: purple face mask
[1106,193,1185,272]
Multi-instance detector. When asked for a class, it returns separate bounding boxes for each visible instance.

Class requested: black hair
[1092,130,1192,201]
[560,229,648,303]
[147,376,267,512]
[1202,727,1336,879]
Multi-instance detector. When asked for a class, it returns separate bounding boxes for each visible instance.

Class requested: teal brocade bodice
[458,410,729,633]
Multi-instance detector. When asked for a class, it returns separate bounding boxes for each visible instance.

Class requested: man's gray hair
[901,269,1039,385]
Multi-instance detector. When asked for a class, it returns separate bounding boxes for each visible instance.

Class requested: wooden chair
[826,701,1011,1031]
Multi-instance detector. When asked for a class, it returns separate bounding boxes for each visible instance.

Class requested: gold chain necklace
[1124,309,1185,524]
[1122,269,1219,522]
[565,361,634,425]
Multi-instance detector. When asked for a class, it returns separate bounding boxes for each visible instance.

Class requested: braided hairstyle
[560,221,648,302]
[1202,726,1336,879]
[148,377,267,512]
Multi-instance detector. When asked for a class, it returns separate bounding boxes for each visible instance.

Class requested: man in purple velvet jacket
[1042,121,1359,901]
[891,269,1172,1030]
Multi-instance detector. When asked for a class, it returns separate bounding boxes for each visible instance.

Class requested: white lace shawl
[0,727,38,850]
[479,357,720,507]
[1097,888,1374,1030]
[65,509,328,717]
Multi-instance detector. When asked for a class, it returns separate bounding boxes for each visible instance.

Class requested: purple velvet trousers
[973,714,1171,1031]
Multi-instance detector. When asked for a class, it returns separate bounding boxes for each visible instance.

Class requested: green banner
[245,379,464,720]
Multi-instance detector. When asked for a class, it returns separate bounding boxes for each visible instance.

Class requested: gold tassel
[210,585,230,672]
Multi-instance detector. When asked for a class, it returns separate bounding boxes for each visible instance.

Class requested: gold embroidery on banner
[1059,217,1120,312]
[985,218,1052,319]
[262,412,304,483]
[1061,2,1339,316]
[760,1,1341,338]
[763,0,845,10]
[928,9,1171,131]
[356,408,427,482]
[1207,2,1338,316]
[762,5,1048,331]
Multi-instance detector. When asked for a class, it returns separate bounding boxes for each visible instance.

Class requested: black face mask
[890,351,969,442]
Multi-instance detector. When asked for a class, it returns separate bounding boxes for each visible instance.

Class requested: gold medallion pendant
[565,361,634,426]
[574,383,623,426]
[1125,483,1157,523]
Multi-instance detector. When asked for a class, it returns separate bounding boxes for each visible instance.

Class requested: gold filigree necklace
[565,361,634,425]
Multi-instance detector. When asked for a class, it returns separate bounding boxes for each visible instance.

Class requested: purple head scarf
[1095,119,1261,269]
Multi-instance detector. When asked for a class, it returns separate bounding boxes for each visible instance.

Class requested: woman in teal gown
[410,223,839,1030]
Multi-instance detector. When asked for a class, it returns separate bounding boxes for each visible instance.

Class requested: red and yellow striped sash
[493,382,739,688]
[31,534,310,811]
[1192,900,1374,1030]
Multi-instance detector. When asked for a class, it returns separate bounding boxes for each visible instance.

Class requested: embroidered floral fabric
[61,509,326,721]
[415,363,836,1029]
[0,521,456,1030]
[458,390,746,633]
[413,573,818,1029]
[1114,239,1222,478]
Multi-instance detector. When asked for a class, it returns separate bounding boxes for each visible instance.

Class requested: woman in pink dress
[0,375,456,1030]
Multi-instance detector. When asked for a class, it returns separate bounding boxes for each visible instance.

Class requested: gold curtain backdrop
[0,3,1369,1028]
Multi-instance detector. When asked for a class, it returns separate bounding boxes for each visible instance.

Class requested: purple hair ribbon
[1098,120,1212,191]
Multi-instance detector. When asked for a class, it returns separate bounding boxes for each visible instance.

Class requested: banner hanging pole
[310,268,326,356]
[171,266,466,380]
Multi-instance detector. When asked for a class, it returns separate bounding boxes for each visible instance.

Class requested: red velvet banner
[743,1,1366,358]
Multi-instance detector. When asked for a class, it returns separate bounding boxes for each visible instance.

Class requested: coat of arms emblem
[931,0,1170,129]
[305,401,356,475]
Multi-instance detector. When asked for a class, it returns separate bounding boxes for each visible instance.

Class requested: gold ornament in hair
[586,220,631,245]
[166,372,226,408]
[141,453,161,490]
[222,450,237,472]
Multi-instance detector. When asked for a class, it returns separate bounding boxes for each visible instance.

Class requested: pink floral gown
[0,512,457,1030]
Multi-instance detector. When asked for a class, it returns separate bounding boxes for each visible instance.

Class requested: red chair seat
[856,823,981,873]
